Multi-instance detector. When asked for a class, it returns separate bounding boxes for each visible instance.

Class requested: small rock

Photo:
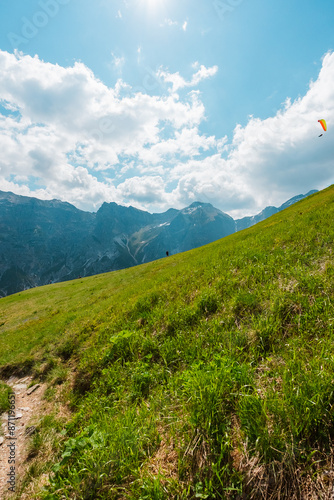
[13,383,28,391]
[18,407,31,412]
[25,426,36,436]
[27,384,40,395]
[11,412,23,420]
[0,436,4,445]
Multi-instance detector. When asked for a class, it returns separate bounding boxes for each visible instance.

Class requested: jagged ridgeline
[0,185,333,499]
[0,189,316,297]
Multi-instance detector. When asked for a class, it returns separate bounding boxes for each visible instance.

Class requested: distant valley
[0,189,317,297]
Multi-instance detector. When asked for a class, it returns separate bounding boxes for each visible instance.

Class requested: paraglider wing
[318,119,327,132]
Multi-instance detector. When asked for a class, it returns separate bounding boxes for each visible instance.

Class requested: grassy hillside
[0,186,334,499]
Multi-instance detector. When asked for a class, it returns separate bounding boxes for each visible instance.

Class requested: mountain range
[0,189,317,297]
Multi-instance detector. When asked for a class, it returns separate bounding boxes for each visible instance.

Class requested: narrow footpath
[0,376,46,499]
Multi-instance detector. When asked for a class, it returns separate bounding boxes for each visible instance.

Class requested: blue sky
[0,0,333,217]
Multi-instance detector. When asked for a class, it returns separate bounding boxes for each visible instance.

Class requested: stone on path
[11,412,23,420]
[27,384,40,395]
[25,426,36,436]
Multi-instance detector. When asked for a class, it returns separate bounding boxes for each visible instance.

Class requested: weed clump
[56,336,80,360]
[233,291,261,319]
[0,381,12,414]
[197,290,220,316]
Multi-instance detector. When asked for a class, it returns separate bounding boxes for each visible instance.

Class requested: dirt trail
[0,376,47,499]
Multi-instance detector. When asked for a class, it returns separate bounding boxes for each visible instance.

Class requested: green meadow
[0,185,334,499]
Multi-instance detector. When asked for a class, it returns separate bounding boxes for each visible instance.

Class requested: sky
[0,0,333,218]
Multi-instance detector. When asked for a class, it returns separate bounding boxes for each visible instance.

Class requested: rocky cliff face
[0,190,317,297]
[0,192,95,295]
[130,202,236,263]
[0,193,236,297]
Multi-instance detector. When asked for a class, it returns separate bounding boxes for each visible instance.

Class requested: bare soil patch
[0,376,47,499]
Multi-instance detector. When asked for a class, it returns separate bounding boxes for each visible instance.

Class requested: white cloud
[137,46,142,64]
[168,52,334,217]
[159,18,188,31]
[111,52,125,71]
[138,127,217,165]
[0,50,213,210]
[0,50,333,217]
[117,175,167,204]
[157,64,218,93]
[191,65,218,86]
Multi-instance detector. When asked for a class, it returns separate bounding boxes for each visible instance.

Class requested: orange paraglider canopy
[318,119,327,132]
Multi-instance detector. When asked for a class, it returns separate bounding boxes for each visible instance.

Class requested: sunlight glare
[140,0,166,14]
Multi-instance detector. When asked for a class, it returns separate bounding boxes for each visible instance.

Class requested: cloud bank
[0,49,333,216]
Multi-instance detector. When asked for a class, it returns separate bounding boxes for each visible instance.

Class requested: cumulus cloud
[0,50,210,210]
[0,49,333,216]
[157,64,218,93]
[137,126,217,165]
[117,175,167,204]
[168,52,334,217]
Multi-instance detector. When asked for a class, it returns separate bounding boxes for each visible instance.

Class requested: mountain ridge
[0,189,318,297]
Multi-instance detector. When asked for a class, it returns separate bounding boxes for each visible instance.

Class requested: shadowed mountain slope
[0,189,317,296]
